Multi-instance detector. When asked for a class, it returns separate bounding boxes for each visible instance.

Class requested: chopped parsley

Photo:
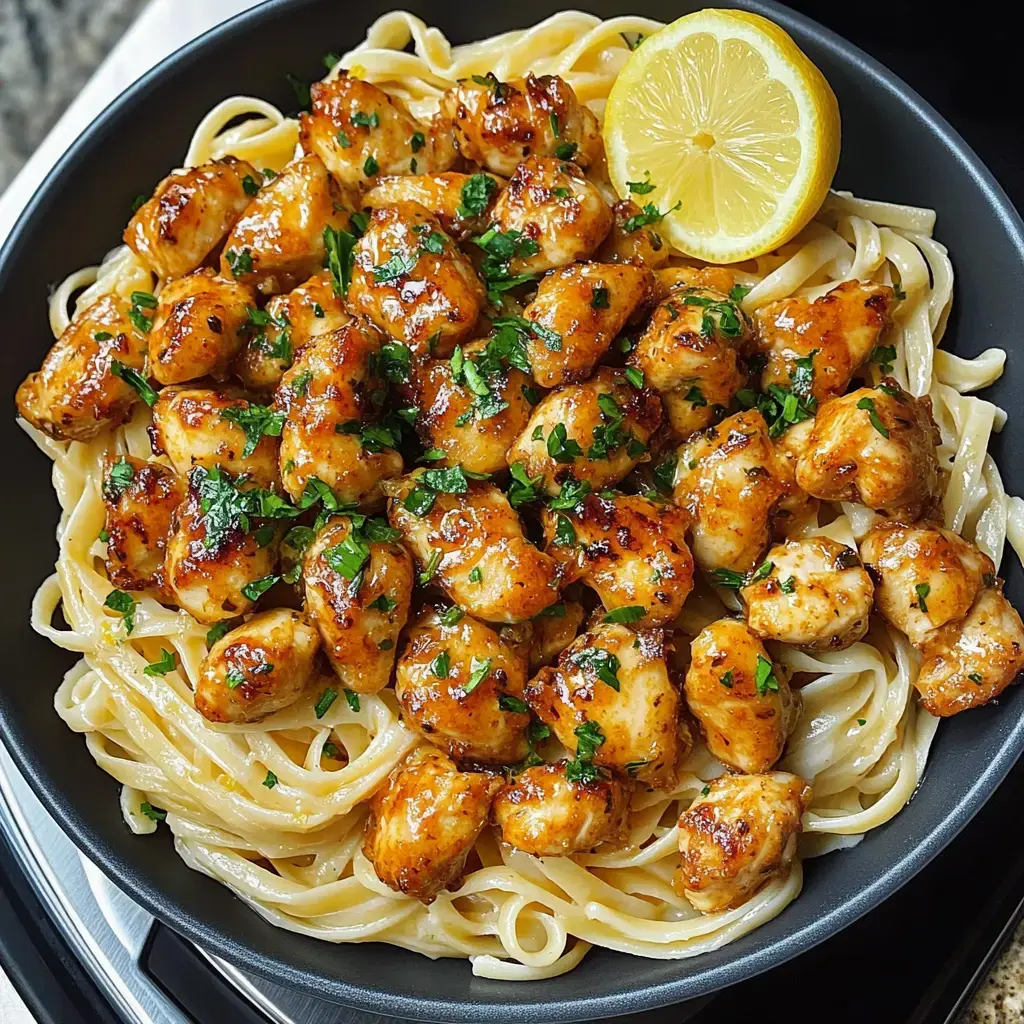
[263,770,278,788]
[469,567,483,583]
[569,647,621,690]
[565,720,606,784]
[315,689,339,719]
[140,802,166,822]
[431,651,451,679]
[144,649,177,677]
[373,251,418,283]
[457,173,499,218]
[554,141,577,160]
[710,568,748,590]
[720,670,734,689]
[206,622,231,647]
[625,367,644,390]
[104,590,136,635]
[110,361,158,407]
[352,110,380,129]
[242,174,260,196]
[623,200,681,233]
[546,423,584,463]
[652,453,677,496]
[626,172,656,195]
[914,582,931,613]
[602,605,646,624]
[224,247,254,278]
[857,395,890,438]
[410,130,425,152]
[419,548,442,584]
[363,155,379,176]
[463,656,493,694]
[368,593,398,613]
[439,605,465,627]
[968,672,984,684]
[498,694,530,714]
[221,403,286,457]
[104,458,135,502]
[870,344,897,375]
[553,514,576,547]
[729,283,752,303]
[591,285,610,309]
[344,689,361,712]
[507,462,544,509]
[548,476,592,511]
[780,576,797,594]
[323,224,358,296]
[754,655,779,697]
[680,292,745,340]
[537,603,566,618]
[471,227,540,303]
[748,560,774,584]
[242,574,280,602]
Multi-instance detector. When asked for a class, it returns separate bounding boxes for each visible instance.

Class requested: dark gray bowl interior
[1,0,1023,1020]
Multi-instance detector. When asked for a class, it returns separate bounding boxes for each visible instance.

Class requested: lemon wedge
[604,9,841,263]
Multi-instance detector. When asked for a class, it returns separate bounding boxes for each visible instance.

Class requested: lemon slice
[604,9,841,264]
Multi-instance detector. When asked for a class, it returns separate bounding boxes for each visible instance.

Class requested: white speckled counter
[0,2,1019,1020]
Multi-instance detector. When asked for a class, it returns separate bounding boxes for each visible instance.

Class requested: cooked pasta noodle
[21,9,1022,979]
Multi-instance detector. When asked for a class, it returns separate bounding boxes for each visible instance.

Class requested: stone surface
[0,0,146,192]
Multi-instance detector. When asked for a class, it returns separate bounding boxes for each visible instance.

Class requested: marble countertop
[0,2,1021,1021]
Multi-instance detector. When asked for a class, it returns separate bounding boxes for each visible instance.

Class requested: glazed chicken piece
[672,410,788,576]
[124,156,260,281]
[740,537,874,652]
[395,606,531,764]
[16,293,149,442]
[490,157,613,275]
[302,516,414,693]
[860,522,993,645]
[684,618,800,774]
[404,337,534,476]
[770,418,820,535]
[234,270,350,392]
[363,746,501,903]
[219,154,352,295]
[150,386,281,490]
[101,454,184,592]
[525,624,684,788]
[675,772,811,913]
[438,73,601,177]
[507,368,662,496]
[492,761,630,856]
[148,269,254,385]
[194,609,320,723]
[795,380,941,521]
[365,172,503,240]
[654,266,740,300]
[528,599,586,673]
[275,318,402,507]
[386,471,559,623]
[916,587,1024,716]
[348,202,486,357]
[163,470,282,623]
[596,199,670,268]
[631,286,752,440]
[541,492,694,628]
[300,76,453,190]
[522,262,654,388]
[754,281,894,403]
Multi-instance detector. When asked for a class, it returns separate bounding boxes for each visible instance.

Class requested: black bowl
[2,0,1023,1020]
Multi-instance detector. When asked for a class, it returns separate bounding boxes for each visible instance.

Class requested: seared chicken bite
[529,600,586,673]
[363,746,501,903]
[522,262,654,388]
[508,368,662,496]
[741,537,874,651]
[916,587,1024,716]
[275,318,402,507]
[795,381,941,521]
[101,454,184,592]
[348,202,486,356]
[654,266,740,300]
[150,386,281,490]
[149,269,253,385]
[395,607,531,764]
[386,471,559,623]
[300,76,452,190]
[124,157,260,281]
[631,286,751,440]
[302,517,413,693]
[525,624,684,787]
[684,618,800,774]
[493,761,630,856]
[404,337,534,476]
[860,522,993,645]
[675,772,811,913]
[770,418,819,534]
[754,281,893,403]
[16,294,149,442]
[365,172,503,240]
[541,493,694,628]
[439,73,601,177]
[194,609,320,723]
[163,470,282,623]
[672,410,788,576]
[220,154,352,295]
[490,157,613,275]
[596,199,670,268]
[234,271,349,392]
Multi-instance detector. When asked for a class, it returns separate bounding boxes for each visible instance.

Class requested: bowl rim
[2,0,1024,1019]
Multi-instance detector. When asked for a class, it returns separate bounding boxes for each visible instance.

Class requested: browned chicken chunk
[363,746,501,903]
[493,762,630,856]
[675,772,811,913]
